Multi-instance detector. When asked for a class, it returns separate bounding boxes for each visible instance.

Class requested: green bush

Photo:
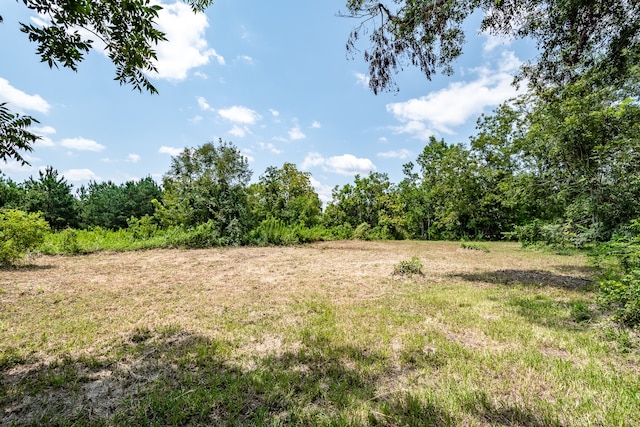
[353,222,372,240]
[393,256,424,276]
[60,228,80,254]
[460,241,490,253]
[594,219,640,328]
[0,209,50,265]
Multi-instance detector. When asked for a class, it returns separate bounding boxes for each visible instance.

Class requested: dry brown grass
[2,240,637,426]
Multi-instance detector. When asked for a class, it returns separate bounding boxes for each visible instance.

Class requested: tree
[344,0,640,93]
[1,0,214,164]
[78,176,161,229]
[251,163,322,226]
[156,139,252,243]
[21,166,78,230]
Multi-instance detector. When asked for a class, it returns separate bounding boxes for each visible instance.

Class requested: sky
[0,1,535,204]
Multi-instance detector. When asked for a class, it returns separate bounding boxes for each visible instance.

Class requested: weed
[459,241,490,253]
[393,256,424,276]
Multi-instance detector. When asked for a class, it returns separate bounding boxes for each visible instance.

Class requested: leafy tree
[0,103,40,165]
[251,163,322,226]
[156,139,252,244]
[0,209,49,265]
[0,0,214,164]
[21,166,78,230]
[344,0,640,93]
[78,176,161,229]
[0,173,25,208]
[324,171,405,238]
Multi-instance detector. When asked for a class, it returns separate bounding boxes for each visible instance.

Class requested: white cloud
[288,126,306,140]
[150,1,224,81]
[229,125,251,138]
[378,137,388,143]
[197,96,212,111]
[386,52,522,138]
[30,125,56,135]
[30,126,56,147]
[159,145,183,156]
[0,78,50,113]
[311,121,321,129]
[237,55,254,65]
[189,115,203,124]
[355,72,370,88]
[269,109,280,117]
[377,149,412,159]
[258,142,282,154]
[60,137,105,152]
[194,71,208,79]
[218,106,261,124]
[482,33,512,52]
[326,154,376,176]
[0,156,38,173]
[62,168,100,182]
[301,152,376,176]
[126,154,141,163]
[309,176,333,206]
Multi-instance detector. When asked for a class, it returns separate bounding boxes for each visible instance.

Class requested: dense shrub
[0,209,50,265]
[393,256,424,276]
[594,220,640,328]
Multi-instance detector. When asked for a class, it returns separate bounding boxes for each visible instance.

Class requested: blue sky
[1,1,534,203]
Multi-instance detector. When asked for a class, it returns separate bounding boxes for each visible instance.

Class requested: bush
[0,209,50,265]
[353,222,372,240]
[460,241,490,253]
[60,228,80,254]
[393,256,424,276]
[594,219,640,328]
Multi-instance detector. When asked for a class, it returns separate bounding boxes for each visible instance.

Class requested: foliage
[0,174,24,208]
[78,177,161,229]
[251,163,322,227]
[393,256,424,276]
[0,102,40,166]
[0,209,49,265]
[593,220,640,328]
[21,166,78,230]
[156,139,252,244]
[1,0,214,163]
[460,241,489,253]
[344,0,640,94]
[59,227,80,254]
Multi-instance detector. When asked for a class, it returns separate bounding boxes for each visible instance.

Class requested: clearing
[1,241,638,426]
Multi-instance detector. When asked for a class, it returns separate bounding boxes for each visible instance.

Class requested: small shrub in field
[60,228,80,254]
[0,209,50,265]
[460,241,490,253]
[393,256,424,276]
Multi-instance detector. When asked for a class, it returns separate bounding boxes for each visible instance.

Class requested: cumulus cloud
[150,1,224,81]
[29,126,56,147]
[218,106,261,124]
[301,152,376,176]
[62,168,100,182]
[288,126,306,140]
[126,154,141,163]
[269,109,280,117]
[258,142,281,154]
[241,148,255,163]
[311,121,321,129]
[355,72,370,88]
[159,145,183,156]
[197,96,212,111]
[309,176,333,205]
[377,149,412,159]
[60,137,105,152]
[229,125,251,138]
[0,78,50,113]
[386,52,523,138]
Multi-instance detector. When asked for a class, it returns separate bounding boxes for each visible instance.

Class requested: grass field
[1,241,638,426]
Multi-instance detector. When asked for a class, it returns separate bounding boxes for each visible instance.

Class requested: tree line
[3,63,640,248]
